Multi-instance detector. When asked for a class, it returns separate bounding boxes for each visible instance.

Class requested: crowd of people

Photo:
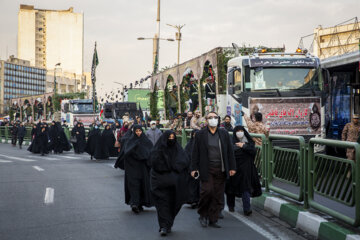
[3,110,359,237]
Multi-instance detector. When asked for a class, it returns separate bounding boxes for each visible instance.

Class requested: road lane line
[44,188,54,204]
[61,156,78,159]
[0,154,36,162]
[226,209,278,240]
[32,166,44,171]
[0,159,13,163]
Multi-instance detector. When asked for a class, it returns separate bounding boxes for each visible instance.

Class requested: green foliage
[149,90,159,119]
[180,73,191,113]
[53,92,86,111]
[8,106,14,121]
[216,48,234,94]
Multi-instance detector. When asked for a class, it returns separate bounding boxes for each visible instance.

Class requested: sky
[0,0,359,97]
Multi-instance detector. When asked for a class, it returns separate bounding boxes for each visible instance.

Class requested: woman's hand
[236,142,245,148]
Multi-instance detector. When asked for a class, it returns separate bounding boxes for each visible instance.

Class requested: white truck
[61,99,99,126]
[223,50,325,140]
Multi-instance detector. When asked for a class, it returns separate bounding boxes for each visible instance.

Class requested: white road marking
[32,166,44,171]
[226,209,279,240]
[108,164,115,168]
[61,156,78,159]
[0,159,13,163]
[0,154,36,162]
[44,187,54,204]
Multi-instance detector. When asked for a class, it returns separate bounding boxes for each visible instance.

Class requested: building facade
[313,21,360,59]
[18,4,84,75]
[0,56,46,113]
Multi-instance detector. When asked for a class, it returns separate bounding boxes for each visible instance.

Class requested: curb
[251,194,360,240]
[1,139,31,145]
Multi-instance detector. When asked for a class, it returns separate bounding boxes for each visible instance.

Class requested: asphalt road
[0,143,310,240]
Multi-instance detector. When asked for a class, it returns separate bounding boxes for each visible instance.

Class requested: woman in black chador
[28,124,40,153]
[71,122,86,154]
[117,125,153,213]
[150,130,189,236]
[225,126,262,216]
[97,125,117,159]
[184,129,200,208]
[53,122,71,153]
[85,125,102,160]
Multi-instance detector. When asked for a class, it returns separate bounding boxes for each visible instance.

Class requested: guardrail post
[181,129,187,148]
[264,138,269,192]
[303,144,309,209]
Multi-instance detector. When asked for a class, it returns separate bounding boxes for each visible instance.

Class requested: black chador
[36,122,49,156]
[150,130,189,236]
[184,129,200,208]
[225,126,262,212]
[85,126,102,160]
[117,125,153,213]
[71,123,86,154]
[98,125,117,159]
[48,121,70,153]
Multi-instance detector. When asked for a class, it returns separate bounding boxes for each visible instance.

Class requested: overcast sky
[0,0,359,97]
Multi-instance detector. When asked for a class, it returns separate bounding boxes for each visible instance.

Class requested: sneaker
[209,221,221,228]
[131,205,140,214]
[160,228,167,236]
[199,216,208,227]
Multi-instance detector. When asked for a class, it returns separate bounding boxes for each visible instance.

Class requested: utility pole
[167,23,185,113]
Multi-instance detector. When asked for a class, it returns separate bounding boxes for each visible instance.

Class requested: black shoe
[244,210,252,216]
[139,206,144,212]
[228,207,235,212]
[160,228,167,236]
[199,216,208,227]
[218,211,224,219]
[209,222,221,228]
[41,153,45,156]
[90,156,93,160]
[131,205,140,214]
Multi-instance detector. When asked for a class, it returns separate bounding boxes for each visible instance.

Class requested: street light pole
[167,23,185,113]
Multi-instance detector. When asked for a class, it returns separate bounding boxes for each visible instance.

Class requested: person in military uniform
[342,114,360,161]
[243,112,269,146]
[189,78,199,112]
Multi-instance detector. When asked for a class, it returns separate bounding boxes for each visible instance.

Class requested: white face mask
[208,118,218,127]
[236,131,244,139]
[151,125,156,130]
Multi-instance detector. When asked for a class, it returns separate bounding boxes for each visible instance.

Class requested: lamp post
[137,37,174,73]
[54,62,61,95]
[167,23,185,113]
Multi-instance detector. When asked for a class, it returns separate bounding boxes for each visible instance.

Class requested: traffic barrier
[308,138,360,227]
[267,134,305,202]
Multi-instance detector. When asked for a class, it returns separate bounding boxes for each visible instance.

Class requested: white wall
[17,10,35,65]
[45,11,83,75]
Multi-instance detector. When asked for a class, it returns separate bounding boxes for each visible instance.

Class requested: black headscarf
[151,130,188,173]
[233,125,255,145]
[123,124,152,160]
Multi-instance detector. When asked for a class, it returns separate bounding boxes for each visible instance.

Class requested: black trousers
[11,136,17,145]
[18,137,24,146]
[153,186,180,230]
[198,167,226,223]
[127,176,142,207]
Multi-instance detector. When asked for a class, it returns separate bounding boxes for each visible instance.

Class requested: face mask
[208,118,218,127]
[167,139,176,146]
[236,131,244,139]
[151,125,156,130]
[94,126,99,129]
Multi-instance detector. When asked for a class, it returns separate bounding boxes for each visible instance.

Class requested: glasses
[207,116,218,120]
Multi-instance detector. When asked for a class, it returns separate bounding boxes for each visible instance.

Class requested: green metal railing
[267,135,305,201]
[308,138,360,226]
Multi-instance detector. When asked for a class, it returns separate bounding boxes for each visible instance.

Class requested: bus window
[234,70,242,92]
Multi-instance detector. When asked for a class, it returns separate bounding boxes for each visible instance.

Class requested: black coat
[71,125,86,153]
[225,126,262,198]
[17,126,26,138]
[184,130,200,204]
[85,128,102,157]
[191,127,236,181]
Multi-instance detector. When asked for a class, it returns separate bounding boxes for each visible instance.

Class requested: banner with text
[249,97,321,135]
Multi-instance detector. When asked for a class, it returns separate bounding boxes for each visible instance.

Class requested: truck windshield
[245,67,321,91]
[72,103,93,113]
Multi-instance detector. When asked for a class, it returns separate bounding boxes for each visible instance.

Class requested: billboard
[127,89,150,109]
[249,97,321,135]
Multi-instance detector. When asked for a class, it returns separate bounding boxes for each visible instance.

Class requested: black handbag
[70,136,77,143]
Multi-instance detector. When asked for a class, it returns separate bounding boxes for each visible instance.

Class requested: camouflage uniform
[244,115,269,146]
[342,121,360,161]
